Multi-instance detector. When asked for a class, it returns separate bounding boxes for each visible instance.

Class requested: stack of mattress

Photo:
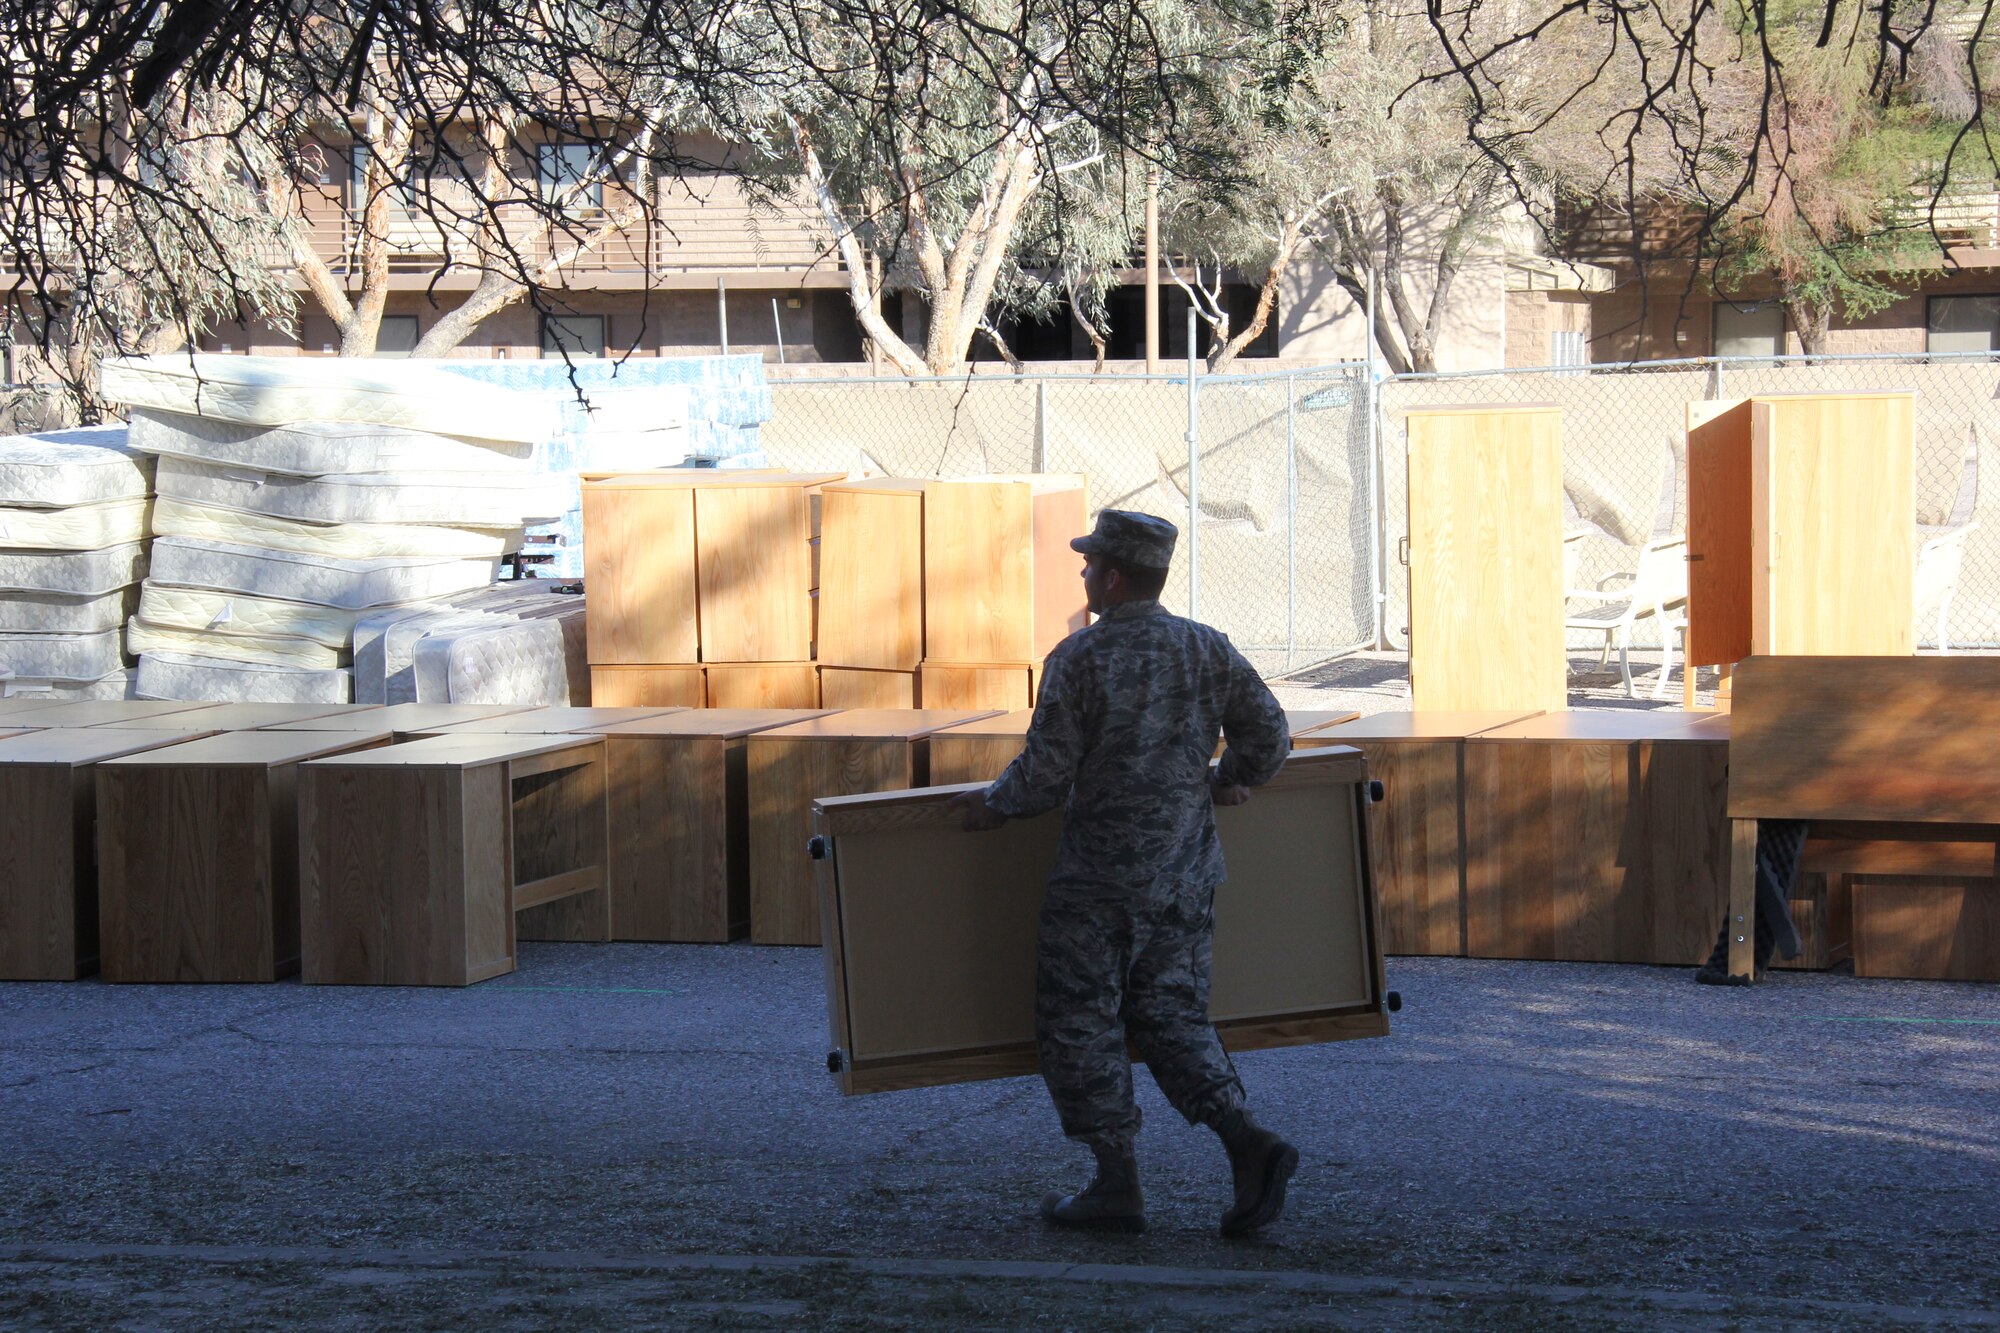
[99,355,565,702]
[351,584,587,705]
[0,426,153,700]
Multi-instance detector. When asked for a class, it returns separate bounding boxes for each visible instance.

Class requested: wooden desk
[417,706,686,735]
[927,710,1036,785]
[1312,711,1541,956]
[2,700,220,727]
[576,709,834,942]
[298,734,611,985]
[1464,710,1729,965]
[747,709,999,945]
[267,703,535,737]
[96,729,395,982]
[0,729,226,980]
[812,747,1388,1094]
[1727,655,2000,982]
[98,703,376,730]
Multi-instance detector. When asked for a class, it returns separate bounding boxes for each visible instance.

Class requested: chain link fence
[763,351,2000,680]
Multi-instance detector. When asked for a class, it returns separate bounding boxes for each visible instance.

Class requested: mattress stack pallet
[99,355,567,704]
[0,426,154,702]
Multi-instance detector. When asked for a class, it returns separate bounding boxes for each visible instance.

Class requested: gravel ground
[2,946,1995,1329]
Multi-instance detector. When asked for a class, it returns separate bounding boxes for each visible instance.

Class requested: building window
[1712,301,1785,357]
[541,315,605,359]
[537,144,604,210]
[374,316,419,358]
[1926,296,2000,353]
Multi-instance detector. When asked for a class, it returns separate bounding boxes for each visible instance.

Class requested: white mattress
[135,651,352,703]
[0,668,135,701]
[0,499,152,550]
[127,409,535,473]
[0,587,135,633]
[0,543,148,595]
[571,386,691,434]
[99,354,559,445]
[352,587,576,704]
[0,426,153,506]
[135,584,367,648]
[127,618,350,669]
[410,611,585,705]
[153,496,520,560]
[147,536,498,610]
[154,456,566,528]
[0,627,127,681]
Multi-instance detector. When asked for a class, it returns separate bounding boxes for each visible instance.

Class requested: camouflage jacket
[984,599,1290,886]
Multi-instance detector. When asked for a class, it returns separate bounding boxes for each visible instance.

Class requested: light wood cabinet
[818,479,925,669]
[704,662,819,709]
[923,475,1087,664]
[590,665,705,708]
[819,666,918,709]
[1404,405,1565,714]
[918,662,1038,711]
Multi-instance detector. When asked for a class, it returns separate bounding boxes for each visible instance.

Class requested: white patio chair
[1566,534,1689,699]
[1914,432,1980,653]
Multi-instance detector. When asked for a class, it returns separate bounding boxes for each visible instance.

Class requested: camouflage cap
[1070,509,1179,570]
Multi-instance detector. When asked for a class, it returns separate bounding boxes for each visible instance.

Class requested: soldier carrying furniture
[948,509,1297,1236]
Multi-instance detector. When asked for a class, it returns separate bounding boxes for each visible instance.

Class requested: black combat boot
[1214,1109,1298,1237]
[1041,1142,1145,1233]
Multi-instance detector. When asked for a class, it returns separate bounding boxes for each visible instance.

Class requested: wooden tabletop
[104,702,376,731]
[581,708,837,740]
[3,700,219,727]
[1471,710,1727,743]
[926,473,1084,494]
[266,703,535,732]
[821,476,926,496]
[425,706,687,734]
[582,470,847,490]
[99,728,394,768]
[754,709,1003,742]
[1283,709,1363,736]
[0,728,219,766]
[1683,713,1732,740]
[1313,711,1543,741]
[930,710,1037,739]
[302,732,604,769]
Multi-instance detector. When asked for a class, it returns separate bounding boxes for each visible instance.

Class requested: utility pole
[1145,166,1161,373]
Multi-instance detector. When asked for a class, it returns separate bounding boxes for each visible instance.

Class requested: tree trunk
[1206,227,1301,373]
[1782,293,1830,356]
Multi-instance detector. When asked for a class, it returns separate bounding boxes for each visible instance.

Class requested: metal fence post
[1186,308,1201,620]
[1286,374,1298,670]
[1034,379,1048,473]
[1367,364,1388,649]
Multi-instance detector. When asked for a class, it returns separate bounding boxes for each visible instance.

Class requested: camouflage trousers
[1035,874,1247,1153]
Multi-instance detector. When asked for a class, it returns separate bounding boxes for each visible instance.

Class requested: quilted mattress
[148,537,498,610]
[352,587,578,704]
[0,499,152,550]
[135,651,351,703]
[152,497,520,560]
[127,619,349,669]
[99,354,559,445]
[0,587,135,634]
[1,668,135,701]
[127,410,535,474]
[0,627,127,681]
[136,584,365,648]
[154,456,566,528]
[0,543,148,595]
[0,426,153,506]
[410,608,587,705]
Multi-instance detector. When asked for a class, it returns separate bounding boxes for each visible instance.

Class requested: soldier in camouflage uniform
[947,509,1297,1237]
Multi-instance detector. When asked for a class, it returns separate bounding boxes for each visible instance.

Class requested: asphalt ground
[2,944,1995,1330]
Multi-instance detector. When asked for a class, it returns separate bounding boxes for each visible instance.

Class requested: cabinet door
[1686,400,1753,667]
[1405,407,1565,713]
[697,486,814,662]
[583,487,698,664]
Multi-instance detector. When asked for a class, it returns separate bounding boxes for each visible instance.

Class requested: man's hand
[1211,781,1251,808]
[947,787,1010,832]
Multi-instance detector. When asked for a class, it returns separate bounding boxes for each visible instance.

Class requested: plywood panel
[582,483,698,664]
[1686,399,1754,667]
[819,667,917,709]
[814,749,1384,1093]
[919,663,1034,711]
[1405,406,1565,713]
[14,700,219,727]
[817,482,924,668]
[697,485,814,661]
[1355,740,1463,956]
[748,736,915,945]
[705,662,819,710]
[1465,731,1729,964]
[924,479,1034,662]
[1030,483,1089,656]
[1753,394,1915,658]
[1727,656,2000,823]
[0,766,92,979]
[598,733,743,941]
[589,665,705,708]
[1851,876,2000,980]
